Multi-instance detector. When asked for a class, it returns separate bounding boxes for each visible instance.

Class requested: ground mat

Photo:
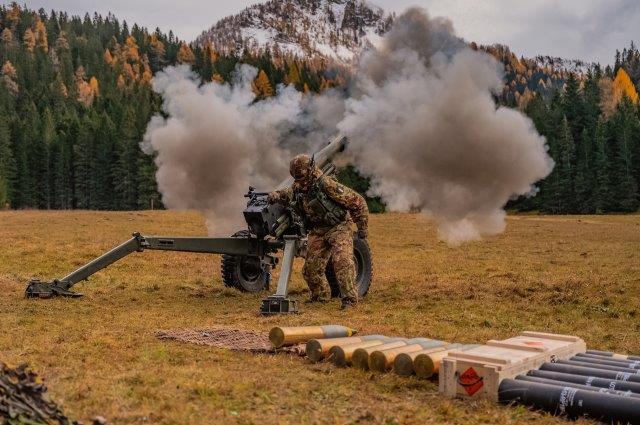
[155,327,305,355]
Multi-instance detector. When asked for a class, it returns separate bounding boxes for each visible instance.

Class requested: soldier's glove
[356,228,368,239]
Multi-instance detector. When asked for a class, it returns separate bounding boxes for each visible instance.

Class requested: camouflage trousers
[302,222,357,300]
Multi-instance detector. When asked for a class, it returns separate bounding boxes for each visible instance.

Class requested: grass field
[1,210,639,424]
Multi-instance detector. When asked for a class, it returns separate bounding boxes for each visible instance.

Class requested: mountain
[196,0,393,65]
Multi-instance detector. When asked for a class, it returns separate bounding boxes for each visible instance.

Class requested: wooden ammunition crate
[439,331,586,401]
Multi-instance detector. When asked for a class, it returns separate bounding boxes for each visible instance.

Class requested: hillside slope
[196,0,393,65]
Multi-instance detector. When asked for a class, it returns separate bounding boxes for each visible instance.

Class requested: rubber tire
[221,230,270,292]
[326,237,373,298]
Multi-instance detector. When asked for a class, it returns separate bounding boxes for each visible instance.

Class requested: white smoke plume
[144,8,554,245]
[338,8,554,244]
[144,65,300,235]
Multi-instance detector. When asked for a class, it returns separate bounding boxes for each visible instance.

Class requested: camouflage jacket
[271,175,369,235]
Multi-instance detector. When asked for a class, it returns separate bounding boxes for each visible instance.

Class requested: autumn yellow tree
[613,68,638,103]
[177,42,195,64]
[123,36,140,63]
[252,70,274,98]
[1,28,14,46]
[34,17,48,52]
[140,59,153,85]
[103,49,115,66]
[211,73,224,83]
[1,61,18,96]
[284,61,300,86]
[600,68,639,117]
[23,28,35,52]
[5,3,21,28]
[75,66,98,107]
[149,34,166,57]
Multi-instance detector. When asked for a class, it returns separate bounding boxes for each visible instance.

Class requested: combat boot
[305,292,329,304]
[340,297,357,310]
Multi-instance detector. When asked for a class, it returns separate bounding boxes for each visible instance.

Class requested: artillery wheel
[326,236,373,298]
[221,230,270,292]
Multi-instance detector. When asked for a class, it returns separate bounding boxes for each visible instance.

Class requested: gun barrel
[277,135,347,189]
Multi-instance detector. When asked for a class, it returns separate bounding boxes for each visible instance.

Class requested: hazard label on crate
[458,367,484,396]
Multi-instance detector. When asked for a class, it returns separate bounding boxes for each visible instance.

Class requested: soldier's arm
[268,187,292,205]
[322,177,369,236]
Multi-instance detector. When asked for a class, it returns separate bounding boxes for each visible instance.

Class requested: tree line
[0,3,638,214]
[511,65,640,213]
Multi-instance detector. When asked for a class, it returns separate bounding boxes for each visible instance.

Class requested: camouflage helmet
[289,154,314,181]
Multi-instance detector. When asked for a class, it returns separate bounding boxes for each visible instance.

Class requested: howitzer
[25,135,373,314]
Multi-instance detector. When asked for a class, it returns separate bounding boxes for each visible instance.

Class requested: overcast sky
[5,0,638,64]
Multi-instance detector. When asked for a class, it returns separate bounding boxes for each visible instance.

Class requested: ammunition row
[269,325,477,378]
[499,350,640,424]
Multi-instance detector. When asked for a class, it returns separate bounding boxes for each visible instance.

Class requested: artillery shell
[369,344,424,372]
[414,344,479,378]
[306,335,386,363]
[368,338,447,372]
[499,378,640,424]
[394,346,450,376]
[330,340,387,367]
[352,340,407,370]
[269,325,357,348]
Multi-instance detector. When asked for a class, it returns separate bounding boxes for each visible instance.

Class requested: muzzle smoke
[144,8,553,244]
[338,8,554,244]
[143,65,331,235]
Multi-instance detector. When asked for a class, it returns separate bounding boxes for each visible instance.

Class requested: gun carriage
[25,136,373,314]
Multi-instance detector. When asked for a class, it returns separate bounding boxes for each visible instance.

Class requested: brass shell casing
[394,346,448,376]
[306,337,364,363]
[352,341,407,370]
[330,340,385,367]
[369,344,426,372]
[269,325,356,348]
[414,349,455,378]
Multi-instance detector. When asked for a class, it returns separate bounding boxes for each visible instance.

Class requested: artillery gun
[25,135,373,314]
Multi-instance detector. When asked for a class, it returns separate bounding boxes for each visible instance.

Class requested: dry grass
[1,210,639,424]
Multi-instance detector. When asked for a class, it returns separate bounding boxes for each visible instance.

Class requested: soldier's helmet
[289,154,314,182]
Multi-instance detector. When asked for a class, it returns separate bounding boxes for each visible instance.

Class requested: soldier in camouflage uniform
[268,154,369,309]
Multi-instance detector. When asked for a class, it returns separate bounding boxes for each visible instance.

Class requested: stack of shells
[269,326,478,378]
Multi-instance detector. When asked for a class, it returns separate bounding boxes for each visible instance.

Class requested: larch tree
[177,42,195,64]
[34,17,48,52]
[22,28,36,53]
[252,69,273,98]
[612,68,638,104]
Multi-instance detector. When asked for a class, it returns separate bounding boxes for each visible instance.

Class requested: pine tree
[573,128,593,213]
[592,122,611,213]
[611,99,639,211]
[557,117,576,213]
[0,117,16,208]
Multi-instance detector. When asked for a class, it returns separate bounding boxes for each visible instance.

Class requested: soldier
[268,154,369,309]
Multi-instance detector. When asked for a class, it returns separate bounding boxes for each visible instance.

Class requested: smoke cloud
[338,8,554,244]
[144,65,297,235]
[144,7,554,244]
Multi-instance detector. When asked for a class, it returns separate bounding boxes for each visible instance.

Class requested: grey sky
[5,0,638,64]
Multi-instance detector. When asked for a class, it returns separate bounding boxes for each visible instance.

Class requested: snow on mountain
[533,55,594,76]
[196,0,393,65]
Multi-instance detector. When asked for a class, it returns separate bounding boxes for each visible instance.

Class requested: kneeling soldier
[268,154,369,309]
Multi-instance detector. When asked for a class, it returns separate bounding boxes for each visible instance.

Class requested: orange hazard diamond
[458,367,484,396]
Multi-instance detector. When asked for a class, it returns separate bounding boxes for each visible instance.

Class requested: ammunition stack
[270,326,640,423]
